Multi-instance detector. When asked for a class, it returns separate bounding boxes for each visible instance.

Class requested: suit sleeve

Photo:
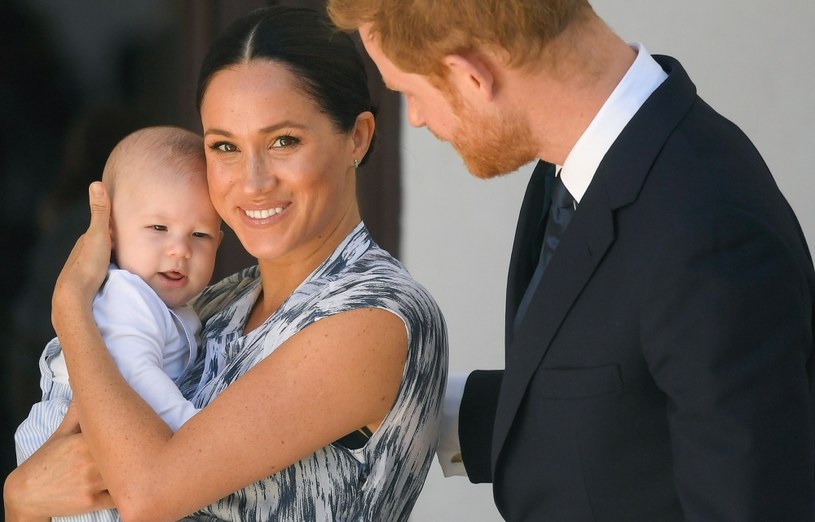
[459,369,503,483]
[641,206,815,520]
[94,272,200,432]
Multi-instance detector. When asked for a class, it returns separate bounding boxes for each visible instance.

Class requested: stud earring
[353,159,360,170]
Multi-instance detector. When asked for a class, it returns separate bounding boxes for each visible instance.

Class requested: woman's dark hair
[197,6,377,164]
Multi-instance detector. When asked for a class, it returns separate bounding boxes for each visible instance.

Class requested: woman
[4,6,447,521]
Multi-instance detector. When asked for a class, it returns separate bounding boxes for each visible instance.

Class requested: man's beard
[446,93,538,179]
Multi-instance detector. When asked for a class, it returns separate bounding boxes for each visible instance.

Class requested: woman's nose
[244,153,277,193]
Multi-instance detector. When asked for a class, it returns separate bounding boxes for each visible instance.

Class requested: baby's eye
[150,225,168,232]
[192,231,211,239]
[210,141,238,153]
[271,135,300,148]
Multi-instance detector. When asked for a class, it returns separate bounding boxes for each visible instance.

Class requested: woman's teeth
[245,207,284,219]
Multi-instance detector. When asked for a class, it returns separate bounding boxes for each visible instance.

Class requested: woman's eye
[211,141,237,153]
[271,135,300,148]
[151,225,167,232]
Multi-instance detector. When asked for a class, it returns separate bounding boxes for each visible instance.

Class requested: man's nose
[406,97,425,128]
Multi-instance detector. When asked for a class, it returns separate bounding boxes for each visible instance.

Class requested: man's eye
[271,135,300,148]
[151,225,167,232]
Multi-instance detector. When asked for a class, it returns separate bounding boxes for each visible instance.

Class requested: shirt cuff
[436,372,468,477]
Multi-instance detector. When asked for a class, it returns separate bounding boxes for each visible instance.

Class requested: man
[328,1,815,520]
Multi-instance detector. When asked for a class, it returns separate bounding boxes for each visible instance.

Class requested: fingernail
[90,182,104,196]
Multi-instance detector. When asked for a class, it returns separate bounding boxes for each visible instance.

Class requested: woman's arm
[53,184,409,521]
[4,404,114,521]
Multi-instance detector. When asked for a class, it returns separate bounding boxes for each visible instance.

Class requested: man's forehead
[358,22,375,42]
[358,26,400,85]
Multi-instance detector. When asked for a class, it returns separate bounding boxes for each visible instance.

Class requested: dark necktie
[513,171,576,331]
[538,173,576,271]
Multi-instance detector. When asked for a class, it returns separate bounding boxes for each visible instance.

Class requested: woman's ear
[351,111,376,164]
[443,52,497,102]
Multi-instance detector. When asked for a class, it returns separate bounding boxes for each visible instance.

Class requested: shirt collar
[559,43,668,203]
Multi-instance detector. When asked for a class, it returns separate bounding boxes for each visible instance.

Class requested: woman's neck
[244,212,361,334]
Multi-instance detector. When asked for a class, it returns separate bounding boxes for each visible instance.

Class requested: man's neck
[507,14,636,165]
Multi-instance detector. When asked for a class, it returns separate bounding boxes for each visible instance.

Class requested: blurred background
[1,1,813,520]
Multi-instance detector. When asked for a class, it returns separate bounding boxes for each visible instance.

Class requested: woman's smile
[244,206,287,220]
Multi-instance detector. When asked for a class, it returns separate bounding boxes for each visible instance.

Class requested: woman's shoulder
[323,238,446,336]
[331,229,434,298]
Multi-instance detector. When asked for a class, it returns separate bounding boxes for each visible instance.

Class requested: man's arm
[458,370,504,483]
[643,207,815,520]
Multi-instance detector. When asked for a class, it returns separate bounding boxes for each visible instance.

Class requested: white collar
[560,43,668,203]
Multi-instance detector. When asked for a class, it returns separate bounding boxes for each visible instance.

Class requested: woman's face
[200,60,364,266]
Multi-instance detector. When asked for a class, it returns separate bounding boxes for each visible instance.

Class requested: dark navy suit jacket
[459,55,815,521]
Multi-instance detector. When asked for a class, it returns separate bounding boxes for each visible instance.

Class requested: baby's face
[111,164,222,309]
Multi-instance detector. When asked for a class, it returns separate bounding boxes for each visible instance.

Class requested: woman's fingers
[52,182,113,328]
[87,181,111,237]
[54,401,82,436]
[4,430,114,517]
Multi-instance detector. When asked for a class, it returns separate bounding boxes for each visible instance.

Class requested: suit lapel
[491,55,700,470]
[505,161,555,347]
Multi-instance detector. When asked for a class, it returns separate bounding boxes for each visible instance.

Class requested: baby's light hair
[102,126,205,199]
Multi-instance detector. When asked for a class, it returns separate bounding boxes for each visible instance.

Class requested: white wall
[403,1,815,521]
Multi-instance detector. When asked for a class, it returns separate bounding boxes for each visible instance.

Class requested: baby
[15,126,222,521]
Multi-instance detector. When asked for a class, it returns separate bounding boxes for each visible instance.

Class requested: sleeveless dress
[176,223,448,521]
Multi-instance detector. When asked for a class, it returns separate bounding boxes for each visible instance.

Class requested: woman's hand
[4,403,114,521]
[51,182,112,334]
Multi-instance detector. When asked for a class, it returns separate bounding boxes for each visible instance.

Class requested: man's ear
[443,52,497,102]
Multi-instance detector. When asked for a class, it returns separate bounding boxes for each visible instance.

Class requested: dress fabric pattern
[176,223,448,521]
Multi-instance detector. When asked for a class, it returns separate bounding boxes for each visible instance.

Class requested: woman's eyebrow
[204,121,308,137]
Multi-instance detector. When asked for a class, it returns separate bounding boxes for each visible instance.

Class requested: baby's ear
[108,213,118,254]
[108,217,115,250]
[217,229,225,248]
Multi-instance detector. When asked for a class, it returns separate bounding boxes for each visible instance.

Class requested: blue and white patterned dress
[176,223,448,521]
